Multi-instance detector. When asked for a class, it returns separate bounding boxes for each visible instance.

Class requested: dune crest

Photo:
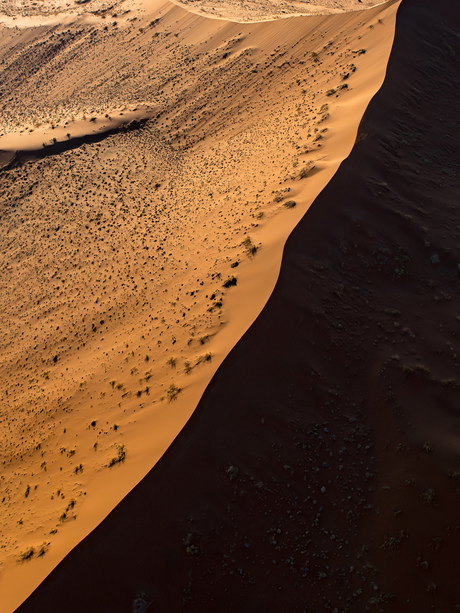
[169,0,392,23]
[0,0,392,24]
[0,0,398,609]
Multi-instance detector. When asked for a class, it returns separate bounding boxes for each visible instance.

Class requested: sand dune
[11,0,460,610]
[0,108,156,169]
[171,0,392,22]
[0,0,402,610]
[0,0,390,23]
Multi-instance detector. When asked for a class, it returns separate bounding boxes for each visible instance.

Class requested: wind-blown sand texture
[0,0,411,609]
[10,0,460,610]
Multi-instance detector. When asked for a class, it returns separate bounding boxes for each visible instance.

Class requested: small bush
[420,489,435,504]
[167,384,181,402]
[243,236,258,257]
[283,200,296,209]
[299,163,315,179]
[133,593,150,613]
[19,547,35,562]
[108,443,126,467]
[382,531,406,551]
[222,276,237,288]
[197,353,212,365]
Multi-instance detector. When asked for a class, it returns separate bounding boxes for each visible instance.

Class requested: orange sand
[0,0,398,609]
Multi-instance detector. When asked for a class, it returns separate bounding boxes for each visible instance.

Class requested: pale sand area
[0,0,390,22]
[0,0,397,609]
[170,0,393,22]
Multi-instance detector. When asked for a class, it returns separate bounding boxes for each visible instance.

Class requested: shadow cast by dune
[0,117,150,171]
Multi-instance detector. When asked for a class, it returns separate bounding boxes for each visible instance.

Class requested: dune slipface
[13,0,460,611]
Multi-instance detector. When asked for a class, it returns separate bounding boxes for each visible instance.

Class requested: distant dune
[0,0,389,22]
[170,0,392,22]
[8,0,460,611]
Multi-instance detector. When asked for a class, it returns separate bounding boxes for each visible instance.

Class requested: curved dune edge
[12,0,460,610]
[0,0,391,28]
[0,108,157,169]
[168,0,393,23]
[0,0,392,28]
[0,1,399,611]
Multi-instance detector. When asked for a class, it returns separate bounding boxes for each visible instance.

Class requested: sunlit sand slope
[13,0,460,611]
[0,0,399,610]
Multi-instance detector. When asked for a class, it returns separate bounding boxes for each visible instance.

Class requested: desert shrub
[167,384,181,402]
[19,547,35,561]
[299,163,315,179]
[420,489,435,504]
[243,236,258,257]
[222,276,237,288]
[108,443,126,467]
[382,531,406,550]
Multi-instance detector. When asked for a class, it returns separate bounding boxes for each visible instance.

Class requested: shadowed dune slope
[17,0,460,611]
